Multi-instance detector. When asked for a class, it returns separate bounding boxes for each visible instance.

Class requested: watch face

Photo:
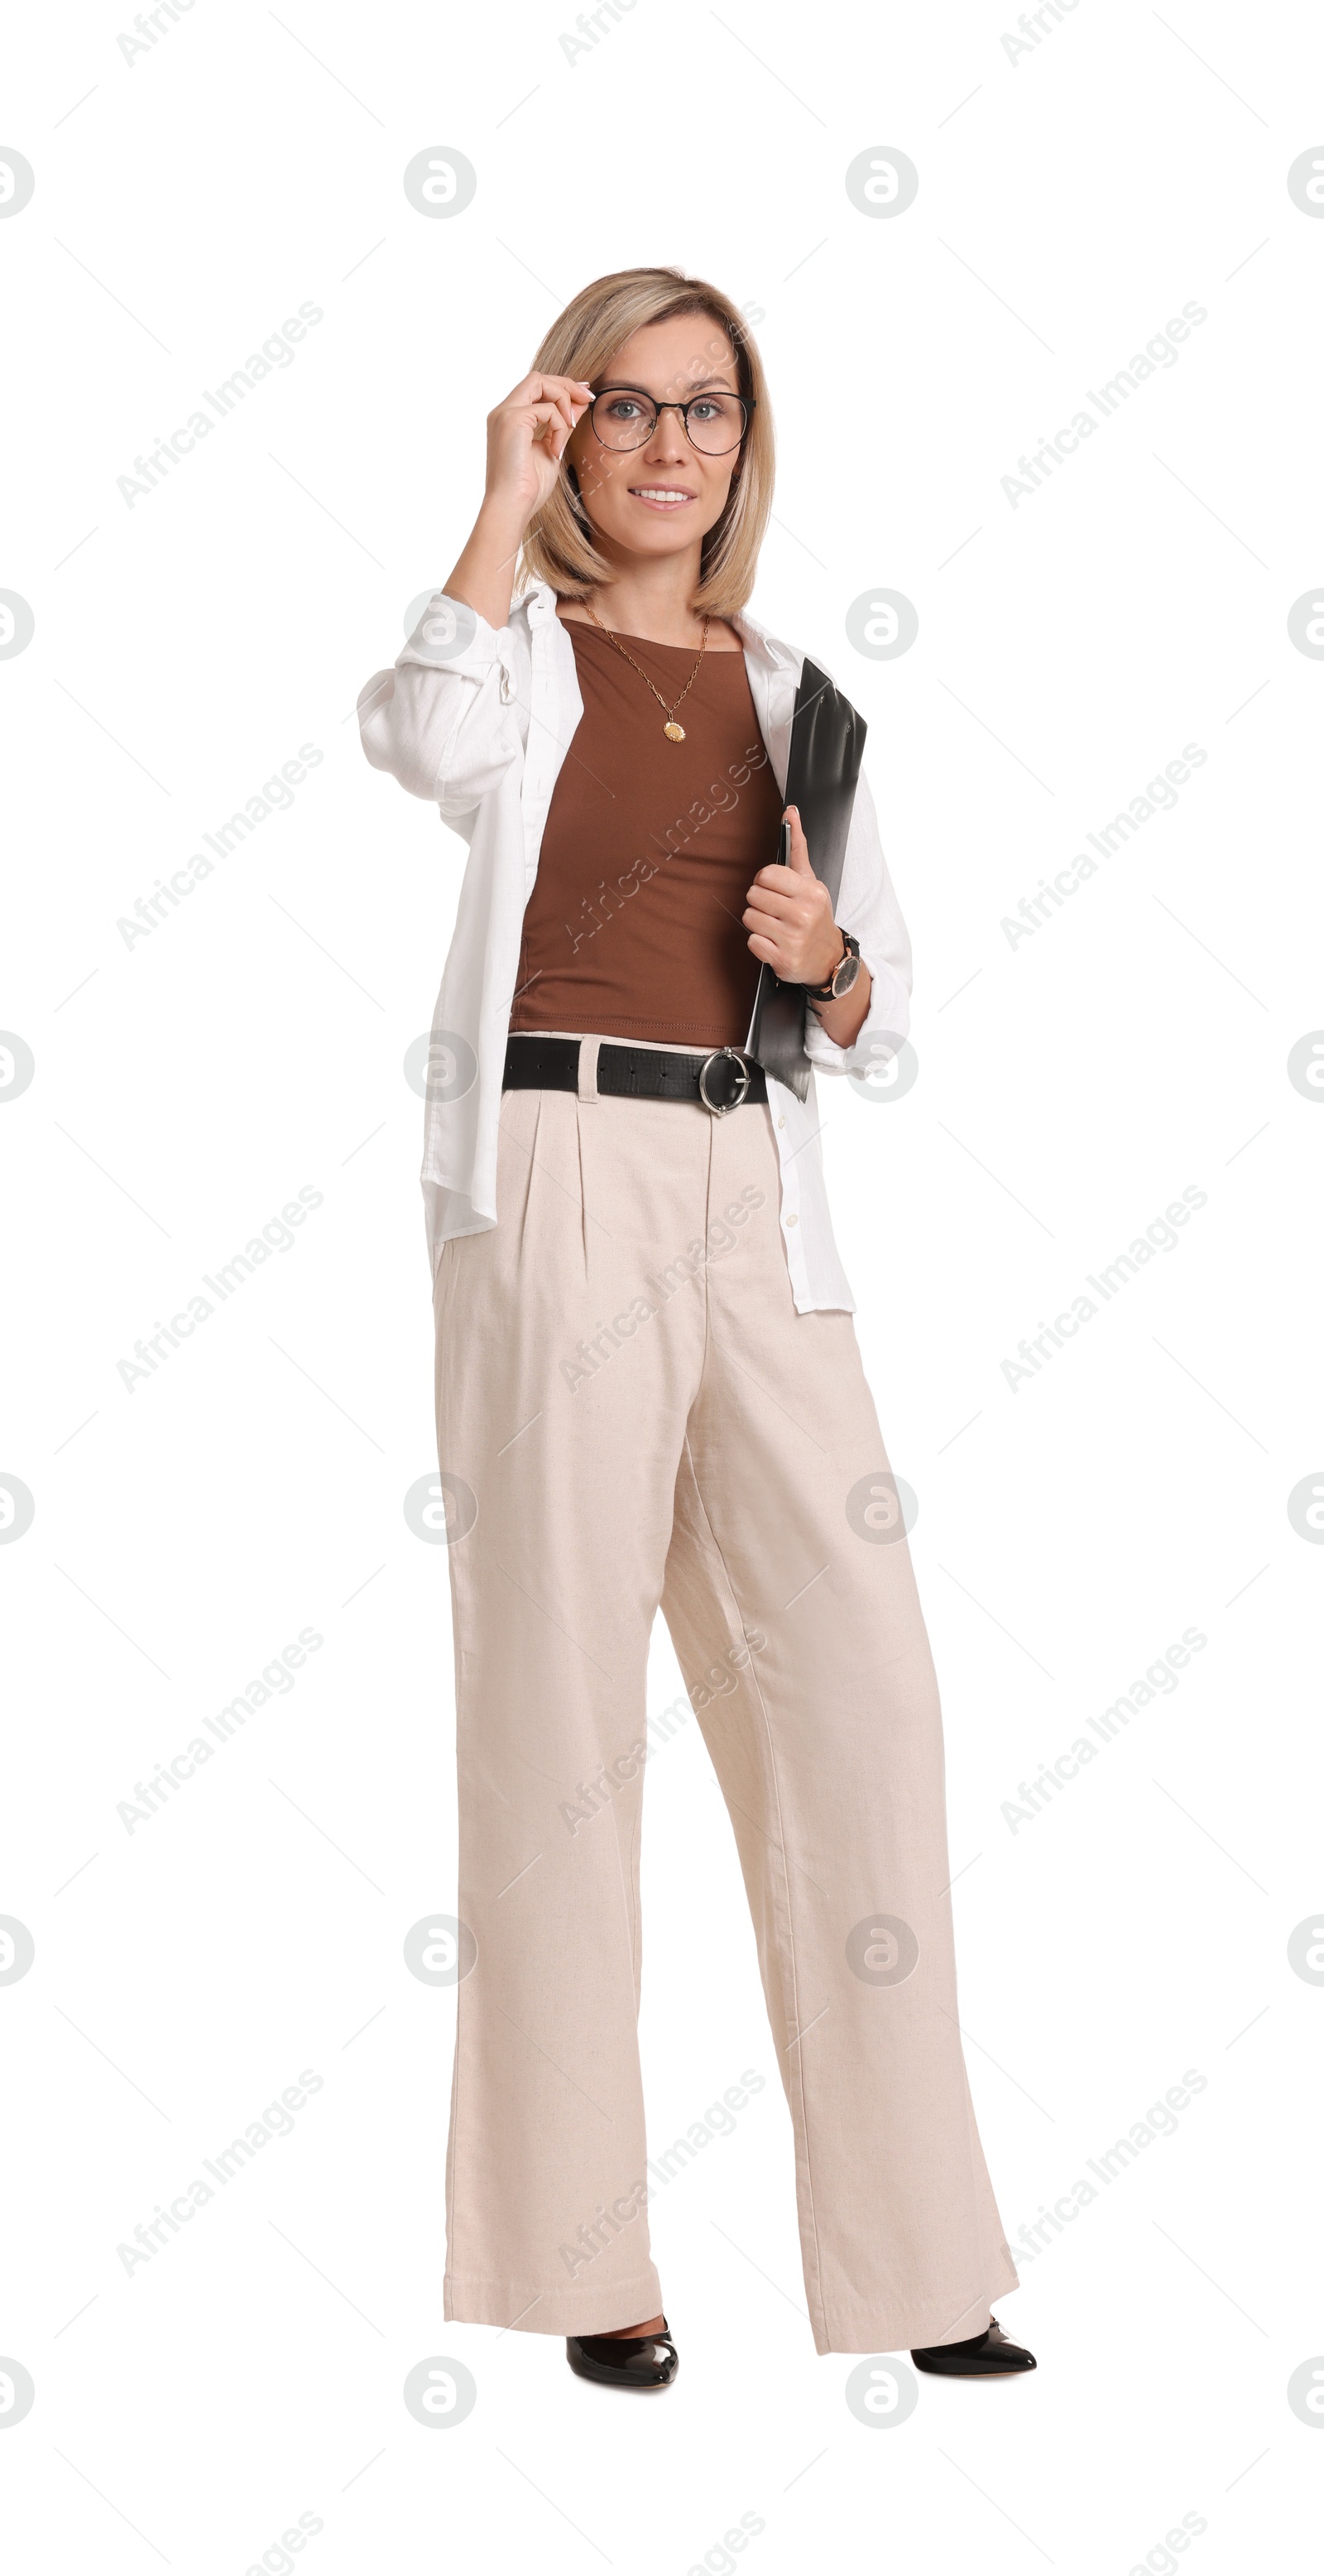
[833,950,861,996]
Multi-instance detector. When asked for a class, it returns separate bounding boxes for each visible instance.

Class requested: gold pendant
[664,720,685,742]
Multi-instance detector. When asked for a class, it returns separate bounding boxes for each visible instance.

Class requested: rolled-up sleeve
[804,769,913,1079]
[357,594,524,820]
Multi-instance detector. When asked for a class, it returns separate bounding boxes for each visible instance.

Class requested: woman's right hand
[482,372,593,533]
[440,372,593,636]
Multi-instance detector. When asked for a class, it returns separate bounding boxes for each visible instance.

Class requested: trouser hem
[811,2252,1022,2357]
[444,2268,665,2338]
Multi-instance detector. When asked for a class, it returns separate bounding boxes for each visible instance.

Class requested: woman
[359,267,1034,2391]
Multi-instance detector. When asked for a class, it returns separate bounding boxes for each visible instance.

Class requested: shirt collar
[518,578,559,626]
[727,604,798,670]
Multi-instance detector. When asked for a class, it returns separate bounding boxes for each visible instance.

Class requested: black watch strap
[804,927,859,1002]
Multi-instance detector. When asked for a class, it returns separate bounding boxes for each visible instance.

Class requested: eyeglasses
[588,387,755,457]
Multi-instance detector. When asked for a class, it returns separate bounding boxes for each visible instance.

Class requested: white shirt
[357,577,913,1312]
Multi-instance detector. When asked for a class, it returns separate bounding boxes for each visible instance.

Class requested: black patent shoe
[566,2317,679,2390]
[910,2317,1036,2377]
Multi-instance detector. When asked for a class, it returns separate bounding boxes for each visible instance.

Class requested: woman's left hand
[742,807,842,987]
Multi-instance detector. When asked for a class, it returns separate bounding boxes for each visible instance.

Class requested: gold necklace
[583,603,709,742]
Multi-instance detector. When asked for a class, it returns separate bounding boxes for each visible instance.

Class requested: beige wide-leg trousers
[434,1065,1018,2354]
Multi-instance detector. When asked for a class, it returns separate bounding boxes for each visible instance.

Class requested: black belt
[503,1034,766,1116]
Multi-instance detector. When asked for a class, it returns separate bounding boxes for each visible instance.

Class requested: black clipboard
[744,657,868,1101]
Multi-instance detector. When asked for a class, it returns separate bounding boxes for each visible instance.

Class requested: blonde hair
[517,267,773,618]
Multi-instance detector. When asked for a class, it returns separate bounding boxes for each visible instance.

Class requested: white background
[2,0,1322,2568]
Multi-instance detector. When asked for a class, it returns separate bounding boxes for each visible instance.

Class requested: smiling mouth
[628,486,697,507]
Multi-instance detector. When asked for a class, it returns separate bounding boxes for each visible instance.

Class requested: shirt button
[777,1116,785,1130]
[785,1213,798,1227]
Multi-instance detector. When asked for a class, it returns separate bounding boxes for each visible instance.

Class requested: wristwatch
[803,926,861,1004]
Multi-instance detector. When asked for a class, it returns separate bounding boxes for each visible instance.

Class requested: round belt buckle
[698,1046,752,1116]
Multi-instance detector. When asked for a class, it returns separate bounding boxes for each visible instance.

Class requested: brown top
[508,621,784,1048]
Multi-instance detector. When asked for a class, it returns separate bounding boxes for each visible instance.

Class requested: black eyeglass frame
[587,387,756,456]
